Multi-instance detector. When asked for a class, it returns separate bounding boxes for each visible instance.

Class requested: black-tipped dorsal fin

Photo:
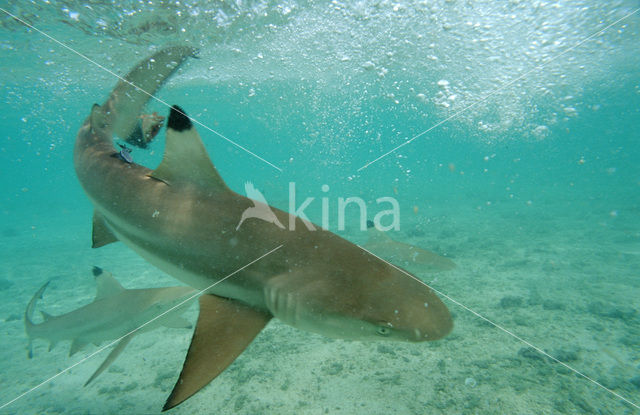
[162,295,271,411]
[92,211,118,248]
[93,268,125,300]
[150,106,227,191]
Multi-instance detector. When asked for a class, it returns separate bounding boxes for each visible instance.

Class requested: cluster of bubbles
[1,0,638,155]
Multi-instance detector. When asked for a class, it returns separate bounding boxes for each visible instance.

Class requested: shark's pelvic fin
[93,268,125,300]
[92,211,118,248]
[84,333,134,386]
[149,106,227,191]
[69,339,88,357]
[163,294,271,411]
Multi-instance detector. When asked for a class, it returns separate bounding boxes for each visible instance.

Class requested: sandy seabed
[0,198,638,415]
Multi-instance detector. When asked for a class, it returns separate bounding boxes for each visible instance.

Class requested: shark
[73,46,453,410]
[25,267,195,386]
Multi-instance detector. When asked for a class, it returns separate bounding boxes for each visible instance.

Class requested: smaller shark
[25,267,196,385]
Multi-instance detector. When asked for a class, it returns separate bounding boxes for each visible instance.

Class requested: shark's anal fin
[92,211,118,248]
[149,106,227,191]
[163,294,271,411]
[84,333,134,386]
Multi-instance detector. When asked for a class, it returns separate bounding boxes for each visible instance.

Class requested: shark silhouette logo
[236,182,285,231]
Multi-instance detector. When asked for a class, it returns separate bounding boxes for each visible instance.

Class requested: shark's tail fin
[100,46,198,141]
[24,280,51,358]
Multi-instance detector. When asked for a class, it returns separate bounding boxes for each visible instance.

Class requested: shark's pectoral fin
[149,106,227,191]
[92,211,118,248]
[163,294,271,411]
[84,334,134,386]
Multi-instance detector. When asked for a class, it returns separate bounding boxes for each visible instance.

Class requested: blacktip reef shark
[74,46,453,410]
[25,267,195,386]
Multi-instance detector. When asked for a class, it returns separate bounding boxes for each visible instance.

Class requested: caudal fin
[24,280,51,358]
[102,47,198,141]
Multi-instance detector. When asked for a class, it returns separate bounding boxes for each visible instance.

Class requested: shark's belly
[107,218,267,310]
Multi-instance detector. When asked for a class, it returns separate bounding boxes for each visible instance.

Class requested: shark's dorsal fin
[93,267,125,300]
[163,294,271,411]
[149,106,227,191]
[92,211,118,248]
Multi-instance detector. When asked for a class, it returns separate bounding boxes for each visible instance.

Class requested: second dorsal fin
[149,106,227,191]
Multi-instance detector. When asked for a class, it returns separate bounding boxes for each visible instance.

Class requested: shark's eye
[376,325,391,336]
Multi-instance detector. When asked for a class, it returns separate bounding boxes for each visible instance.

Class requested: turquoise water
[1,1,639,414]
